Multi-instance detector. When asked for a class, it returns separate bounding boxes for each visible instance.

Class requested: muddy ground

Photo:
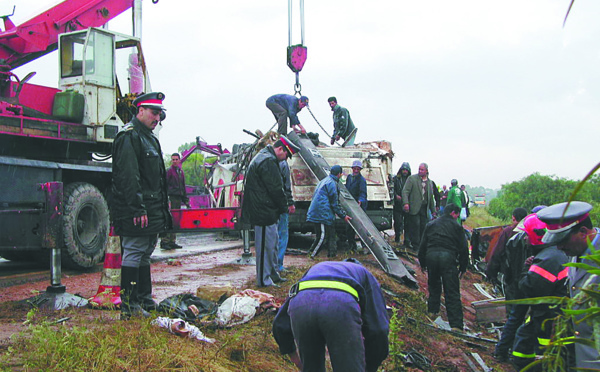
[0,233,513,371]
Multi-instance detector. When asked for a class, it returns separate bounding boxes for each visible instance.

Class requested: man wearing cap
[402,163,436,248]
[487,213,566,365]
[537,201,600,370]
[272,259,390,372]
[344,160,368,251]
[266,94,308,135]
[418,203,469,331]
[111,92,172,319]
[307,165,352,258]
[328,96,357,146]
[241,135,300,287]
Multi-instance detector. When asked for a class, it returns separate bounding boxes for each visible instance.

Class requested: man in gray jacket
[402,163,436,248]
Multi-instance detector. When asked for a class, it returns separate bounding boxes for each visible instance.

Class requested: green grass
[465,206,506,229]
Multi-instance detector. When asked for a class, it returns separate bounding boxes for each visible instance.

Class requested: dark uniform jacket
[519,245,568,317]
[241,146,288,226]
[272,261,389,371]
[111,118,172,236]
[418,214,469,272]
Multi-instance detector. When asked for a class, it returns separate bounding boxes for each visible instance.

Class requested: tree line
[488,172,600,224]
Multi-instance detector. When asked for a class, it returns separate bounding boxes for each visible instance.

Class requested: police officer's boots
[120,266,150,320]
[138,265,158,312]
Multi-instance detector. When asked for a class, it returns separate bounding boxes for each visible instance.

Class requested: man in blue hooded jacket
[307,165,352,258]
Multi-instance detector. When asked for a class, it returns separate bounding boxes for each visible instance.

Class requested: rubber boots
[138,265,158,312]
[120,266,150,320]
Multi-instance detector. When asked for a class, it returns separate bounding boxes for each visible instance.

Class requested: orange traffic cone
[89,231,122,308]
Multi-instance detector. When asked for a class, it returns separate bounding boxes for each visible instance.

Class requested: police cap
[133,92,166,111]
[275,135,300,159]
[536,201,592,244]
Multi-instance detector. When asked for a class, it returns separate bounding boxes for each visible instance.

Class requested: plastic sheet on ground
[152,316,215,343]
[215,289,282,327]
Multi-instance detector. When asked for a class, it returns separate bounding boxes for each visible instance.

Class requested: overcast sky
[8,0,600,190]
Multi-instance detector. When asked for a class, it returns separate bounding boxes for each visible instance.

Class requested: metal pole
[132,0,143,38]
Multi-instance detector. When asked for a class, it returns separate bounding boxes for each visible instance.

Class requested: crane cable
[287,0,307,96]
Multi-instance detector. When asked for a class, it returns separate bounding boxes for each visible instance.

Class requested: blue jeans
[277,213,289,271]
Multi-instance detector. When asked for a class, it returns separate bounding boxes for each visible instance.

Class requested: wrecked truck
[287,140,394,234]
[218,136,394,235]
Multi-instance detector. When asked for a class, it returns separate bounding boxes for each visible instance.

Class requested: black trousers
[393,207,409,243]
[406,205,428,248]
[425,249,463,329]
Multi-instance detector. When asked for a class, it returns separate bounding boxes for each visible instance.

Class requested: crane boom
[0,0,138,69]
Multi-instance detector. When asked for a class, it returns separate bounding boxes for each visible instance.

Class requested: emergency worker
[537,201,600,370]
[272,259,390,372]
[509,214,570,370]
[111,92,172,319]
[491,213,546,362]
[266,94,308,134]
[418,203,468,331]
[241,135,300,287]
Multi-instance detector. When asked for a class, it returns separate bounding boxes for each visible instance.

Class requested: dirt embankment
[0,241,511,371]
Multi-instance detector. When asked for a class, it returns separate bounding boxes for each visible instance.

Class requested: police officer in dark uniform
[111,92,172,319]
[537,201,600,370]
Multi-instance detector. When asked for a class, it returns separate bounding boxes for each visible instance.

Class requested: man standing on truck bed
[111,92,172,319]
[328,96,357,146]
[160,152,190,250]
[266,94,309,135]
[242,135,300,287]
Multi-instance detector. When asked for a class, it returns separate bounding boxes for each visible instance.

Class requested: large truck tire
[61,182,110,270]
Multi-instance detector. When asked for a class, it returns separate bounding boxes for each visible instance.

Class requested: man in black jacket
[111,92,172,319]
[418,203,469,331]
[242,135,300,287]
[392,162,411,245]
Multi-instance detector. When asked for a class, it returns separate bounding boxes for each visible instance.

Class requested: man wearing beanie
[307,165,352,258]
